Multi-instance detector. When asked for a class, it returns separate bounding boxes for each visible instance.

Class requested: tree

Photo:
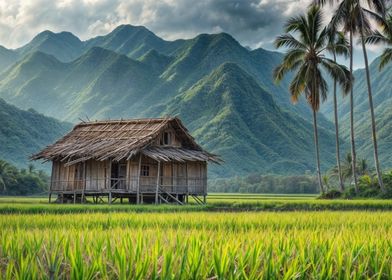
[366,10,392,69]
[315,0,387,192]
[326,29,350,191]
[274,5,351,193]
[336,152,373,181]
[0,160,16,192]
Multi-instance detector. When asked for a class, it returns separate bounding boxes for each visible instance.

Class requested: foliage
[209,174,319,194]
[321,169,392,199]
[0,159,49,196]
[366,10,392,70]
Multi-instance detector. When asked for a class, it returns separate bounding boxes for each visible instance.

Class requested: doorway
[111,161,127,189]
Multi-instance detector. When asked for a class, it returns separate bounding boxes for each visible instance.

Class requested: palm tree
[337,152,373,180]
[274,5,351,193]
[314,0,387,192]
[366,10,392,69]
[326,29,350,191]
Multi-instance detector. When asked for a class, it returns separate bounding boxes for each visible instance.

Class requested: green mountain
[321,57,392,169]
[0,46,18,72]
[16,30,84,62]
[0,48,155,120]
[0,98,71,169]
[85,24,184,58]
[0,26,341,177]
[157,63,336,176]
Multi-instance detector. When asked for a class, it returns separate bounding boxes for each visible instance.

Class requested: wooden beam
[137,154,142,204]
[155,160,161,204]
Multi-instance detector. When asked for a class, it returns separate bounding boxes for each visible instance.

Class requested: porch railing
[50,176,207,194]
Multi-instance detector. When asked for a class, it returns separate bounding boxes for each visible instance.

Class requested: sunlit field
[1,195,392,279]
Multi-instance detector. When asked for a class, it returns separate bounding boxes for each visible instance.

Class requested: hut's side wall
[85,160,109,191]
[127,159,139,191]
[172,163,187,193]
[51,161,60,191]
[139,156,158,192]
[187,162,207,194]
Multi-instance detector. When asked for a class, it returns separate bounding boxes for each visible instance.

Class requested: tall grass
[0,211,392,279]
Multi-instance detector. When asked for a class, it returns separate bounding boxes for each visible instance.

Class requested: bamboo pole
[81,161,87,203]
[49,162,55,203]
[137,154,142,204]
[185,162,189,204]
[155,161,161,204]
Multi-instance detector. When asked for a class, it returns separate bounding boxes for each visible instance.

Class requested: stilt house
[32,117,220,204]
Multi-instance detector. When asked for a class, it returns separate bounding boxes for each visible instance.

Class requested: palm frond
[321,58,352,95]
[289,63,308,103]
[379,47,392,69]
[367,0,387,16]
[274,34,307,50]
[365,30,389,44]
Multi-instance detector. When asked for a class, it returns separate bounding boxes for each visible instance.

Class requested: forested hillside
[0,25,351,176]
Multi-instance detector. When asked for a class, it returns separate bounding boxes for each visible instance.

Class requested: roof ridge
[76,117,176,127]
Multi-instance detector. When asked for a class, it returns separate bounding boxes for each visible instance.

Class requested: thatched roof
[32,117,220,165]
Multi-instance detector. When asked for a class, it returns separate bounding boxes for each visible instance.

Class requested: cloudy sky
[0,0,381,68]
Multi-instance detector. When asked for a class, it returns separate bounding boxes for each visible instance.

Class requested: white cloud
[0,0,314,49]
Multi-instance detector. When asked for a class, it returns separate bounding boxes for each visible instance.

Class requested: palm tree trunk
[333,52,344,192]
[359,10,385,192]
[349,30,359,193]
[312,109,324,193]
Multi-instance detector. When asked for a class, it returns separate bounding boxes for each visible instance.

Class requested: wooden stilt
[48,193,52,203]
[73,192,76,204]
[120,197,123,204]
[108,192,112,205]
[203,195,206,204]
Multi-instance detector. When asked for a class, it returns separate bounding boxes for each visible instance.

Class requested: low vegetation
[0,160,48,196]
[209,174,318,194]
[1,210,392,279]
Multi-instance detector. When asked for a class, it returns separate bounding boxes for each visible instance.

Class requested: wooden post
[185,162,189,204]
[137,154,142,204]
[49,162,54,203]
[108,192,112,205]
[155,161,161,204]
[81,161,87,203]
[73,191,76,204]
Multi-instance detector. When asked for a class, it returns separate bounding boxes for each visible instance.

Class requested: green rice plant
[0,209,392,279]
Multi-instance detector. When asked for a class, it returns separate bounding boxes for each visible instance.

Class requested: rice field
[1,195,392,279]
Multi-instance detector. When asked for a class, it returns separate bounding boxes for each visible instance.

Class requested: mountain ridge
[0,25,350,177]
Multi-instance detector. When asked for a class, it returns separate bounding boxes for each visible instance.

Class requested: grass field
[1,194,392,279]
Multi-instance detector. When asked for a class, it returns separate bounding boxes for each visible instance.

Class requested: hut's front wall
[51,157,207,195]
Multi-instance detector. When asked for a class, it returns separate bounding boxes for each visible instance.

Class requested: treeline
[0,160,48,195]
[209,174,318,194]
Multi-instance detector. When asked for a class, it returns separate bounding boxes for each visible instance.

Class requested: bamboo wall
[51,158,207,194]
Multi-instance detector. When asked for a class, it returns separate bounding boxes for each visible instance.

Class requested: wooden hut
[32,117,220,204]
